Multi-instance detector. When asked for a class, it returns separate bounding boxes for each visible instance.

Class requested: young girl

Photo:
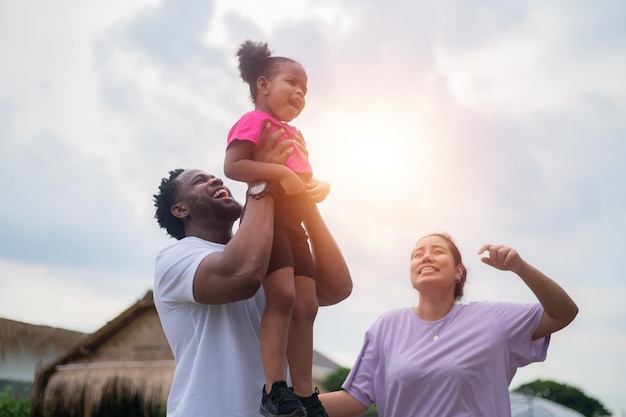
[224,40,331,417]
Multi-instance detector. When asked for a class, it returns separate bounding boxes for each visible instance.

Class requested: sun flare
[309,111,431,199]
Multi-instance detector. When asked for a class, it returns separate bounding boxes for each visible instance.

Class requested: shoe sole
[259,406,307,417]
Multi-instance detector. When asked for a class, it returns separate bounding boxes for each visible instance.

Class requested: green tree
[322,367,351,392]
[322,367,378,417]
[0,387,30,417]
[513,379,611,417]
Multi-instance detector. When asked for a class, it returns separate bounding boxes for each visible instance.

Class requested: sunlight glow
[310,109,432,200]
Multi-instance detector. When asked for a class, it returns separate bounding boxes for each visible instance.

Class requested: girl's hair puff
[236,40,296,104]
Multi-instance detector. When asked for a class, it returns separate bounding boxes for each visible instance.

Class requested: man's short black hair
[154,169,185,240]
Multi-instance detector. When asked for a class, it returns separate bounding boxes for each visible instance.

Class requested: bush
[0,387,30,417]
[322,366,351,392]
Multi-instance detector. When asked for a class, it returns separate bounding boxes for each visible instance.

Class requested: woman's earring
[456,276,461,283]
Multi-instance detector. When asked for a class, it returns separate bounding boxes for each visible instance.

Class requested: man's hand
[251,122,294,164]
[305,178,330,203]
[293,130,309,159]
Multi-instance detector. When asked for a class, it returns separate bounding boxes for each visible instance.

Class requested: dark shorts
[267,220,315,279]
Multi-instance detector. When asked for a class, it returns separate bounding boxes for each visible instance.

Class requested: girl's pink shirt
[227,110,312,174]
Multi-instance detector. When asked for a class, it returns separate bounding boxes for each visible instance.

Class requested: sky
[1,0,624,414]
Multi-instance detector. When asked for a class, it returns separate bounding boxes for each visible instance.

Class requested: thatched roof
[42,363,174,416]
[31,290,174,417]
[0,317,86,359]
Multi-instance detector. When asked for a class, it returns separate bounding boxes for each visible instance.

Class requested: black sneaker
[296,387,328,417]
[260,380,307,417]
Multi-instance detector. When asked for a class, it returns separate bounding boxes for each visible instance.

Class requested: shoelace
[306,402,328,417]
[271,386,301,409]
[303,390,328,417]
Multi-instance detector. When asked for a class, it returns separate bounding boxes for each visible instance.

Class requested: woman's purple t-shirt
[343,302,549,417]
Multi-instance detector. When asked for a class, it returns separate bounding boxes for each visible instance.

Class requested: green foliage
[152,402,167,417]
[322,366,351,392]
[513,379,611,417]
[322,367,377,416]
[0,387,30,417]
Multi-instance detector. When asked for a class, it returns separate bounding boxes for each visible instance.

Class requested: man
[153,125,352,417]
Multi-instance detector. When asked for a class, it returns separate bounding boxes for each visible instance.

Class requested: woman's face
[410,235,463,294]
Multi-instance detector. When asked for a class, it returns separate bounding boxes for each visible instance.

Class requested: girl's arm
[478,244,579,340]
[224,139,290,183]
[225,139,305,195]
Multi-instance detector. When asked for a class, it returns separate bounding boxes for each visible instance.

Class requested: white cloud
[202,0,353,48]
[432,3,626,119]
[1,0,624,413]
[0,260,148,333]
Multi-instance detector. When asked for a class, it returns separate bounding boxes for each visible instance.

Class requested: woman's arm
[319,391,368,417]
[478,244,579,340]
[304,204,352,306]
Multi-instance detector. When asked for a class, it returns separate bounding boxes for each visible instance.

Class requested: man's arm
[193,195,275,304]
[304,204,352,306]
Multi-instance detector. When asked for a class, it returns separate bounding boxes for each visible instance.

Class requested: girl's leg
[260,266,296,391]
[287,275,319,397]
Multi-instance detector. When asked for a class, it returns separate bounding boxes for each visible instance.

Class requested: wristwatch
[248,181,272,200]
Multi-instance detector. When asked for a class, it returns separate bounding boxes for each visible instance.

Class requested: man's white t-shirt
[154,237,266,417]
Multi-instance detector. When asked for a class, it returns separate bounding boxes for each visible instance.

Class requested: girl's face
[258,61,307,122]
[409,235,463,294]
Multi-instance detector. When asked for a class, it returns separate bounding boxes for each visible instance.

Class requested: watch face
[250,181,267,195]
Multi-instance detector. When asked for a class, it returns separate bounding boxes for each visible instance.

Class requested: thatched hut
[0,318,86,361]
[31,289,343,417]
[31,291,174,417]
[0,317,85,399]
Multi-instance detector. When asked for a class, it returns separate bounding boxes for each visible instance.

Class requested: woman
[320,233,578,417]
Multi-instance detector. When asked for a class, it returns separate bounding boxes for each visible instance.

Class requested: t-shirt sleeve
[154,241,212,305]
[227,112,265,148]
[488,302,550,367]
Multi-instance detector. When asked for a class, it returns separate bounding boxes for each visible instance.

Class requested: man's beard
[188,195,242,223]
